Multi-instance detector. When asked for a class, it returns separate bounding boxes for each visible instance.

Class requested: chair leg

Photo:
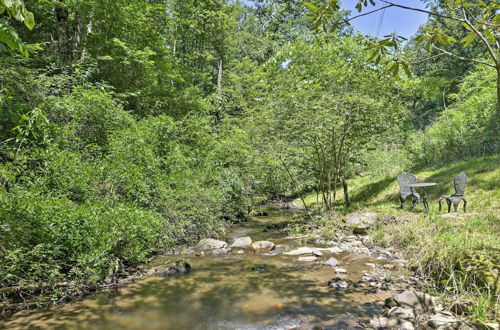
[463,198,467,213]
[453,202,459,212]
[447,200,451,213]
[400,197,404,210]
[438,199,442,211]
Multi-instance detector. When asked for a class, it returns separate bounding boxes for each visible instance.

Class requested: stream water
[2,208,394,329]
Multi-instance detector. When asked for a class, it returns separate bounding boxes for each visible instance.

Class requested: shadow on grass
[347,155,499,209]
[349,176,397,205]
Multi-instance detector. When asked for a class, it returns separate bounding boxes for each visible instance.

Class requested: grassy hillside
[297,154,499,322]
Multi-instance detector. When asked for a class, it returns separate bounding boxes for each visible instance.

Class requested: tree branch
[461,7,498,64]
[432,45,496,68]
[345,5,393,23]
[379,0,463,22]
[409,52,446,65]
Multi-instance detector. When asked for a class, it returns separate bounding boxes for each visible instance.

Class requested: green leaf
[402,62,411,77]
[484,30,495,43]
[23,11,35,30]
[303,2,319,13]
[460,31,476,47]
[494,14,500,24]
[368,49,379,61]
[461,22,472,31]
[390,62,399,76]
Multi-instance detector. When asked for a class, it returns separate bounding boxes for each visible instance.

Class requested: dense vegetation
[1,0,498,319]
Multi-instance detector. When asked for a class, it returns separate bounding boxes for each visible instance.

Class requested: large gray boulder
[197,238,227,251]
[393,290,436,311]
[251,240,275,251]
[345,212,379,234]
[230,236,252,249]
[386,307,415,322]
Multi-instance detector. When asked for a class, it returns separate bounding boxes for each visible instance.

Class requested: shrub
[412,66,499,165]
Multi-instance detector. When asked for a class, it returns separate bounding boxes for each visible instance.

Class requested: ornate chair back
[453,172,467,196]
[397,172,417,198]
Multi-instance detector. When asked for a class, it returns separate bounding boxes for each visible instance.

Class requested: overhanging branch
[432,45,496,68]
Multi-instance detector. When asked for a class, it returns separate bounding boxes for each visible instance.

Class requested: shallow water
[2,208,391,329]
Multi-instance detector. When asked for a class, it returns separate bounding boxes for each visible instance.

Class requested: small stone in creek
[298,256,317,262]
[283,247,314,255]
[322,257,340,267]
[312,250,323,257]
[335,268,347,274]
[329,279,350,289]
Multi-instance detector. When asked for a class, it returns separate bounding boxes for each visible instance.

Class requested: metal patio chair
[397,172,421,210]
[439,172,467,213]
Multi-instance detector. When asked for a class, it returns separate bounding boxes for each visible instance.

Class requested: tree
[0,0,35,56]
[305,0,500,111]
[258,37,407,208]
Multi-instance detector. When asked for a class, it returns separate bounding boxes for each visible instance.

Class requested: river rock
[212,248,231,255]
[370,316,414,330]
[335,268,347,274]
[297,256,317,262]
[284,246,342,256]
[329,278,350,289]
[322,257,340,267]
[328,315,364,329]
[345,212,379,234]
[251,240,275,251]
[386,307,415,322]
[197,238,227,251]
[312,250,323,257]
[230,236,252,249]
[284,247,314,255]
[317,247,343,254]
[427,314,464,329]
[393,290,436,311]
[155,262,192,276]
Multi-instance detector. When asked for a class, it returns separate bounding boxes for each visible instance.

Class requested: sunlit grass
[295,154,500,322]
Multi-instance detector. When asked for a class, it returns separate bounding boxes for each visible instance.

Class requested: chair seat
[440,195,464,201]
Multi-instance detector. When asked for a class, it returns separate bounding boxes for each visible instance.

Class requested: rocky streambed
[1,208,483,329]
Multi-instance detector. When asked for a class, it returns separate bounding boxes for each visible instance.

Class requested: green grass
[296,154,500,322]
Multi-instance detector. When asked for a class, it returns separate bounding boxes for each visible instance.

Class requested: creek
[2,208,399,329]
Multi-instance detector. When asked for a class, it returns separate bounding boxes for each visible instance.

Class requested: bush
[412,66,499,165]
[0,188,168,288]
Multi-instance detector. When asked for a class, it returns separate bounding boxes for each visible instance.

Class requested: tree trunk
[496,65,500,114]
[55,5,71,67]
[342,179,350,207]
[54,2,85,68]
[217,58,223,98]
